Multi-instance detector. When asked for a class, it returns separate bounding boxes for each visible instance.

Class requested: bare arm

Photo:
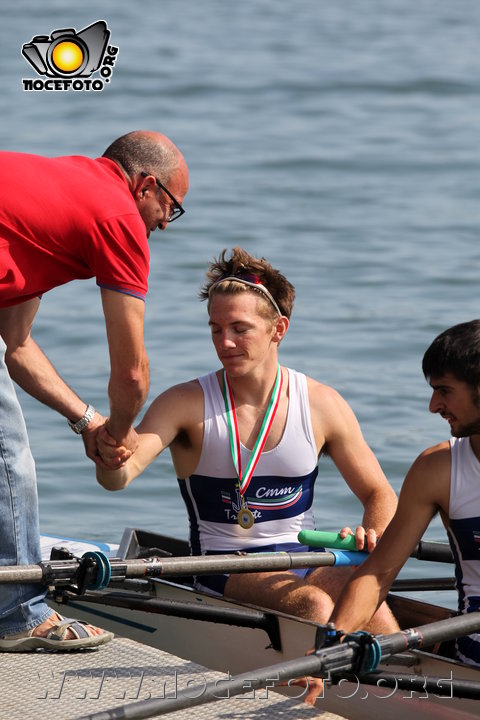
[96,380,203,490]
[0,299,105,461]
[0,299,89,418]
[309,379,398,550]
[100,289,149,450]
[328,443,450,633]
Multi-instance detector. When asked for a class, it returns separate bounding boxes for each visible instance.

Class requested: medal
[238,505,255,529]
[222,364,283,530]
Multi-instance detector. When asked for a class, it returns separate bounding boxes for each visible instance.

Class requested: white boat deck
[0,636,347,719]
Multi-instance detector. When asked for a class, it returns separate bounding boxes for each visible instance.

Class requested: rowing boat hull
[44,529,480,719]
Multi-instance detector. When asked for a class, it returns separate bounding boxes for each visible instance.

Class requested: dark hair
[422,320,480,387]
[199,247,295,320]
[103,131,179,184]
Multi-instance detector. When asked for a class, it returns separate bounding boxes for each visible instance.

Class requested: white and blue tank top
[447,436,480,666]
[178,368,319,555]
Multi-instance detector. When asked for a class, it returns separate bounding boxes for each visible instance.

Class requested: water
[3,0,480,609]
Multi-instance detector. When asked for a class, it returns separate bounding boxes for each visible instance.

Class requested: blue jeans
[0,337,52,634]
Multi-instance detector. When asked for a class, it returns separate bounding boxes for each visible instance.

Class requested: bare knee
[281,585,334,623]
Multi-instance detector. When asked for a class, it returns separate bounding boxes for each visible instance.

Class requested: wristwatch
[67,404,96,434]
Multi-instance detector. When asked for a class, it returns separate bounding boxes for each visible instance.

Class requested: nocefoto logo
[22,20,118,91]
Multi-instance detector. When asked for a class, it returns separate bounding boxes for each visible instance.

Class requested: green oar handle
[299,530,454,564]
[298,530,358,551]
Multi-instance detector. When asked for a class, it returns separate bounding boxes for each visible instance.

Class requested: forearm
[96,422,155,488]
[101,288,149,443]
[96,463,132,491]
[107,358,149,442]
[361,485,398,534]
[329,570,387,634]
[5,335,89,420]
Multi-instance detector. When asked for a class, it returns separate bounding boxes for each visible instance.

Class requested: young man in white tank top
[329,319,480,680]
[96,247,398,637]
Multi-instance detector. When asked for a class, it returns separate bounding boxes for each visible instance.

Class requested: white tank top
[178,368,319,553]
[448,436,480,614]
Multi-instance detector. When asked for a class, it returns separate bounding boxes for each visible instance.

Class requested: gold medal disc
[238,507,255,529]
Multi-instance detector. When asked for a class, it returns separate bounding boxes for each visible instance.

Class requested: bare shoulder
[411,440,451,473]
[305,375,349,410]
[162,378,203,401]
[401,440,451,514]
[155,378,202,401]
[305,375,360,430]
[303,375,364,455]
[138,379,204,431]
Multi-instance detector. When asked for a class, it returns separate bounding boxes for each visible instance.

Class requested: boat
[40,527,480,719]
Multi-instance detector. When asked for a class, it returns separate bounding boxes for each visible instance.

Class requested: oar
[299,530,454,563]
[353,670,480,700]
[391,577,456,592]
[76,610,480,720]
[0,547,367,591]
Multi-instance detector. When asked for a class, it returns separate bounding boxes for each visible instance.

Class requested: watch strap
[67,404,96,434]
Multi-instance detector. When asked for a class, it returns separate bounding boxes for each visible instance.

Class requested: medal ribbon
[222,364,283,498]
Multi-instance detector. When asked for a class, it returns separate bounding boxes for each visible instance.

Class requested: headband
[208,273,282,316]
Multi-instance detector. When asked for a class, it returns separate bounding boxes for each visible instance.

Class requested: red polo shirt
[0,152,149,307]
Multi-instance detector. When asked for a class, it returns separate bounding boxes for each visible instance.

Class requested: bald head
[103,130,187,185]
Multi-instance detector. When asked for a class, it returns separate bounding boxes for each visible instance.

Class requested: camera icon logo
[22,20,118,91]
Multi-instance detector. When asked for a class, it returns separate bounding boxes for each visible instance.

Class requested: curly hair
[199,247,295,320]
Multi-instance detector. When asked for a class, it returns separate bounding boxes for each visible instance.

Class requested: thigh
[305,566,399,633]
[225,569,337,622]
[225,570,307,608]
[304,565,354,600]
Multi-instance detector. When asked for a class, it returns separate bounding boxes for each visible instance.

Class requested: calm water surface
[2,0,480,607]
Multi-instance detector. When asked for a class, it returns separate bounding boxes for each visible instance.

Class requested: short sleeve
[89,213,150,300]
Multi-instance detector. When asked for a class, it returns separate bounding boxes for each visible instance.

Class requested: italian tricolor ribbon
[222,364,283,498]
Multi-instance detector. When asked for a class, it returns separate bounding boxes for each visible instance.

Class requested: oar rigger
[45,546,113,595]
[314,622,382,676]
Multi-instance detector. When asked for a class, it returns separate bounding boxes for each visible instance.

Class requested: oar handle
[411,540,453,563]
[298,529,357,551]
[298,530,454,563]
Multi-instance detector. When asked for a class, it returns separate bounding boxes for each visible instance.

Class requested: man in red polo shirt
[0,130,189,651]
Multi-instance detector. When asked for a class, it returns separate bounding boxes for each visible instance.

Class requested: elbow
[126,374,149,406]
[130,356,150,394]
[96,471,129,492]
[112,361,150,403]
[385,485,399,515]
[136,368,150,405]
[368,484,398,515]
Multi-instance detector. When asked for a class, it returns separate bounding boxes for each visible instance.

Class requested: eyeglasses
[140,171,185,222]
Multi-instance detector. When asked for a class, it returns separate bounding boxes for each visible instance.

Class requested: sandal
[0,614,114,652]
